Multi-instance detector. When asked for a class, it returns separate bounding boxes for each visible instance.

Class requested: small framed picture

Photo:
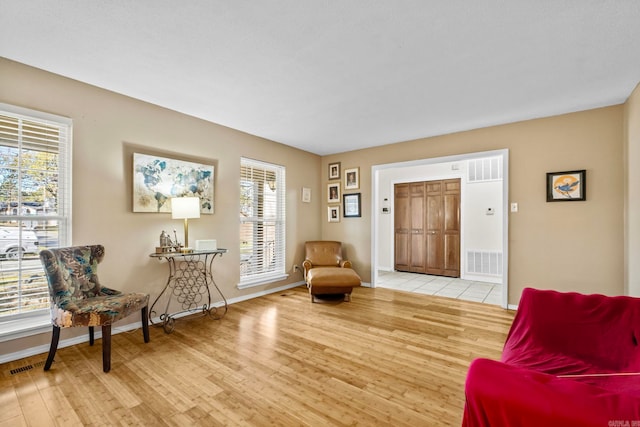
[328,183,340,203]
[546,170,586,202]
[343,193,361,218]
[328,205,340,222]
[344,167,359,190]
[301,187,311,203]
[328,162,341,180]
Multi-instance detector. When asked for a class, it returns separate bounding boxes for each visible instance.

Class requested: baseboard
[0,281,306,365]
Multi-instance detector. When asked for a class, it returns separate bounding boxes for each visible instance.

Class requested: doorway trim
[371,149,509,309]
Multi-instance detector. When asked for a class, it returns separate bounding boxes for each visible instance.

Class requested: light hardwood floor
[0,286,514,426]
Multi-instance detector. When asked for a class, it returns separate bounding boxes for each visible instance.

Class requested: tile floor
[375,270,503,306]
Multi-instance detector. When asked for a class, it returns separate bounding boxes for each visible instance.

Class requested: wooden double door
[394,179,460,277]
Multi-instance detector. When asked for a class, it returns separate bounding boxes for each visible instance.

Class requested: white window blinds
[0,103,72,319]
[239,158,286,287]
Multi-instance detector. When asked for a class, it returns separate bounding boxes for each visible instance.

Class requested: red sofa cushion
[502,288,640,394]
[463,288,640,426]
[464,358,640,427]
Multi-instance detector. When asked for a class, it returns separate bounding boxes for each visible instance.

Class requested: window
[239,158,286,288]
[0,103,72,320]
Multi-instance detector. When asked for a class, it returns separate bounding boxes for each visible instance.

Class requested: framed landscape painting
[133,152,214,213]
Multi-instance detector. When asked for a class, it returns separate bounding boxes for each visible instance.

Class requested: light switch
[510,202,518,213]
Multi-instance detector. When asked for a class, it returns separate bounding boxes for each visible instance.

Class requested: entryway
[371,149,509,309]
[377,270,502,305]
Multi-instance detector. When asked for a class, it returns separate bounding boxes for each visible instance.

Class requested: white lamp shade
[171,197,201,219]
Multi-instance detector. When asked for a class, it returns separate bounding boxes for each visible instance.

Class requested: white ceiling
[1,1,640,156]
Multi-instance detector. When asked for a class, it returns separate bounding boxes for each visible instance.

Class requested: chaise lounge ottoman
[302,241,362,303]
[306,266,361,302]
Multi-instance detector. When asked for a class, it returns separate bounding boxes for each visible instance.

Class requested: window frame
[239,157,286,288]
[0,103,72,338]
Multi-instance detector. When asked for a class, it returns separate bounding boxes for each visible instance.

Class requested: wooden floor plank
[0,285,514,426]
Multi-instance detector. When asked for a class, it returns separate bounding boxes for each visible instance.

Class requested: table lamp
[171,196,200,251]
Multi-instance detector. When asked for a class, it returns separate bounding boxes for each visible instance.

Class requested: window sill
[0,312,50,342]
[237,273,289,289]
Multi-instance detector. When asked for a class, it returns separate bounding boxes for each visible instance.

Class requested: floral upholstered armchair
[39,245,150,372]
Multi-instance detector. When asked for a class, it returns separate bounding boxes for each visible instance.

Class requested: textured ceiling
[1,1,639,155]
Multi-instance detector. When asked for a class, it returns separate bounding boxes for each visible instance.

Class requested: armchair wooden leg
[141,306,150,343]
[102,324,111,373]
[44,326,60,371]
[89,326,95,346]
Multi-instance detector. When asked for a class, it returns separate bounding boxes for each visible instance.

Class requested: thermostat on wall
[195,239,217,250]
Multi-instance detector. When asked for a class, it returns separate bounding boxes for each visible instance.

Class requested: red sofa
[463,287,640,426]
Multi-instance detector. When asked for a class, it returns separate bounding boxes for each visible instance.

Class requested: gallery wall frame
[328,162,341,180]
[133,152,214,213]
[546,169,586,202]
[328,205,340,222]
[328,182,340,203]
[301,187,311,203]
[344,167,359,190]
[343,193,361,217]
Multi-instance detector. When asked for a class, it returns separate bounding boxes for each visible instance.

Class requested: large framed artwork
[133,153,214,213]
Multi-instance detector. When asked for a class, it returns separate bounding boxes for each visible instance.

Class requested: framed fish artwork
[546,170,586,202]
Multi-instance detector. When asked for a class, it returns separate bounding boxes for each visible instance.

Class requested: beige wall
[0,56,634,356]
[624,82,640,296]
[322,106,625,305]
[0,58,322,354]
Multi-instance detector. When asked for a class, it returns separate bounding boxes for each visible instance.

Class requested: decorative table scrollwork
[149,249,228,333]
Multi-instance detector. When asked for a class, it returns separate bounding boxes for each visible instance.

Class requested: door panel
[426,232,443,273]
[394,184,410,271]
[409,183,426,272]
[443,234,460,277]
[425,182,443,274]
[395,233,410,269]
[442,179,461,277]
[395,179,460,277]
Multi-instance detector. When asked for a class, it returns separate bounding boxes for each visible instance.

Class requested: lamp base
[179,247,194,253]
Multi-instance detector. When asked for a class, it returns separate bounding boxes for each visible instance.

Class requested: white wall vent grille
[468,157,503,182]
[466,250,503,276]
